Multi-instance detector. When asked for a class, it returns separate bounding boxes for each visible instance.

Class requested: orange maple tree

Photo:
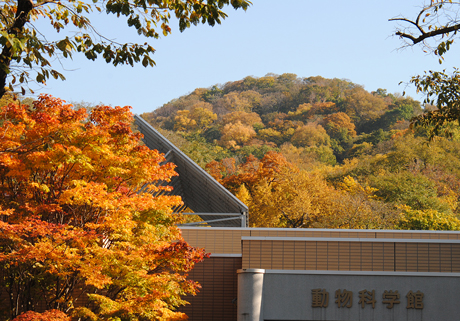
[0,95,206,320]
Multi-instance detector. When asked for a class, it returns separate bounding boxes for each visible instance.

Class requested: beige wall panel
[452,245,460,272]
[376,232,392,238]
[271,241,284,269]
[428,243,441,272]
[264,230,277,237]
[217,232,228,252]
[383,242,395,271]
[282,241,296,270]
[293,230,313,237]
[242,241,250,268]
[360,242,373,270]
[417,243,429,272]
[212,231,225,253]
[395,243,407,272]
[261,241,273,269]
[413,232,425,239]
[311,231,323,237]
[326,241,339,270]
[316,241,328,270]
[349,242,362,271]
[182,229,250,254]
[292,230,306,237]
[338,241,351,271]
[405,243,419,272]
[371,242,384,271]
[440,243,452,272]
[283,255,295,270]
[247,240,261,269]
[181,229,194,244]
[294,241,306,270]
[361,232,376,238]
[338,231,356,238]
[305,243,317,270]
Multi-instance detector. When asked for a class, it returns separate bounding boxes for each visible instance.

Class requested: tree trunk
[0,0,34,99]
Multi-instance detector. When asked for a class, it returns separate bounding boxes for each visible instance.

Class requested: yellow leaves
[173,104,217,132]
[258,128,282,141]
[60,181,113,208]
[219,121,256,149]
[221,111,262,127]
[397,206,460,230]
[340,175,378,198]
[174,110,196,131]
[235,184,251,205]
[29,182,50,193]
[291,123,330,148]
[72,307,98,321]
[0,207,14,216]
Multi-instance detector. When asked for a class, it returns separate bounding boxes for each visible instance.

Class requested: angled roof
[133,115,248,227]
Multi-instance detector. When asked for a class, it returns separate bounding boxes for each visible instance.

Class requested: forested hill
[141,74,421,164]
[141,73,460,230]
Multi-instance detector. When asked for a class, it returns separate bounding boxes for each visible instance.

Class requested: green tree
[370,172,451,213]
[390,1,460,137]
[410,69,460,138]
[0,0,251,98]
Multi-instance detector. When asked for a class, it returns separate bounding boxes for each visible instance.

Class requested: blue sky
[36,1,460,114]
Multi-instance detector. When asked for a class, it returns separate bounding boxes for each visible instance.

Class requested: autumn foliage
[144,74,460,231]
[0,95,206,320]
[207,152,400,229]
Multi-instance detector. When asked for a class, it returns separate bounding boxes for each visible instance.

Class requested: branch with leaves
[390,1,460,59]
[0,0,251,98]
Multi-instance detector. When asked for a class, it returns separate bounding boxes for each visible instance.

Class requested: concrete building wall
[238,270,460,321]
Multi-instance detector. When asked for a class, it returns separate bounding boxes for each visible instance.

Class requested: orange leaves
[12,310,70,321]
[0,95,205,320]
[208,151,291,194]
[323,112,357,137]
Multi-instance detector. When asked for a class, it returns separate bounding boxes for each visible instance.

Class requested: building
[135,115,460,321]
[181,227,460,321]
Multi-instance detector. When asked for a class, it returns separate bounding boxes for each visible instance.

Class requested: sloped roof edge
[133,115,248,226]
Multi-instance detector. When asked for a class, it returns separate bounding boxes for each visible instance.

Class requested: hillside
[141,73,460,230]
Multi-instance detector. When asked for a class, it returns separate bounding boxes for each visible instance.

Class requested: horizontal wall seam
[180,227,460,235]
[263,269,460,277]
[241,237,460,244]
